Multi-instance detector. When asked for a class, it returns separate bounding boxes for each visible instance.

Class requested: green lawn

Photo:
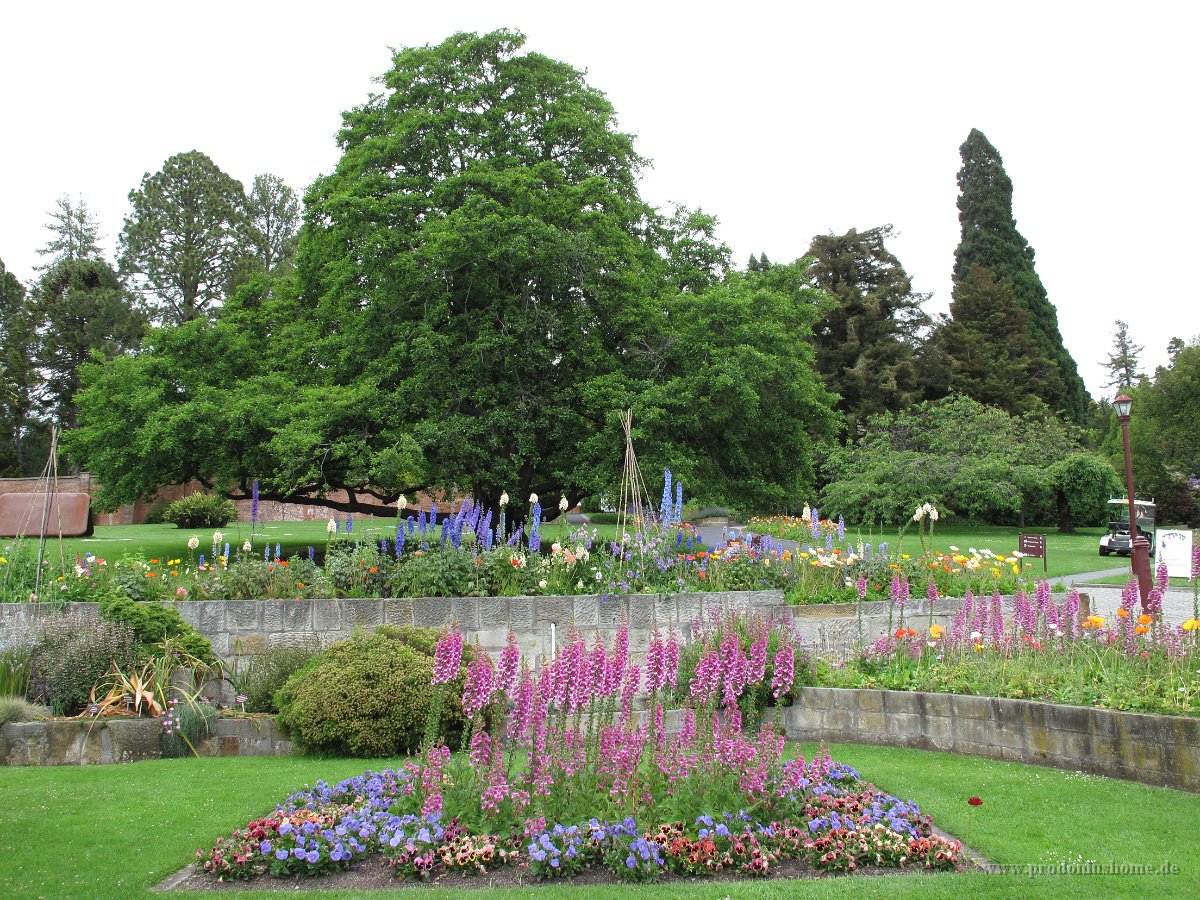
[0,745,1196,898]
[5,519,619,568]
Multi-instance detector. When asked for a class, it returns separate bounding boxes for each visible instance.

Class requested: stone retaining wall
[781,687,1200,792]
[0,716,290,766]
[0,591,792,680]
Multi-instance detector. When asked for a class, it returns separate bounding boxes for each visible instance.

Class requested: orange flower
[144,571,157,578]
[1117,608,1130,618]
[280,560,288,567]
[369,566,378,574]
[149,559,160,564]
[1137,614,1153,625]
[1135,625,1149,634]
[510,559,520,567]
[698,571,707,579]
[1141,651,1149,660]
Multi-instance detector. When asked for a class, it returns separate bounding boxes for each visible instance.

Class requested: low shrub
[98,593,217,669]
[25,613,141,715]
[164,492,237,529]
[229,640,319,714]
[140,498,173,525]
[0,696,51,724]
[275,626,474,757]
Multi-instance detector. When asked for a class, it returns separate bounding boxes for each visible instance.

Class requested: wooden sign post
[1018,533,1048,574]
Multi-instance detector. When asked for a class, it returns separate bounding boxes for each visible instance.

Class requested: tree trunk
[1056,490,1075,534]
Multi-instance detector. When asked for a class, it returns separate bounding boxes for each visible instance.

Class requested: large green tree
[821,394,1118,528]
[807,225,929,437]
[28,259,146,430]
[119,150,247,325]
[243,173,300,274]
[0,257,47,476]
[67,31,840,516]
[937,264,1064,416]
[954,129,1089,422]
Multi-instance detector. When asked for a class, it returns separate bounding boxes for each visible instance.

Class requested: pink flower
[645,629,664,693]
[771,644,795,700]
[495,631,520,695]
[663,631,680,690]
[461,651,494,719]
[431,631,464,685]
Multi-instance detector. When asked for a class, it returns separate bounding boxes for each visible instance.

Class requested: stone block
[572,596,599,628]
[598,597,624,626]
[226,602,262,631]
[882,691,918,715]
[951,695,991,720]
[471,628,510,652]
[230,634,268,656]
[384,598,414,626]
[342,599,385,630]
[674,596,704,629]
[509,597,535,629]
[918,692,953,719]
[855,690,884,712]
[263,600,313,632]
[1045,702,1093,736]
[193,602,227,634]
[412,598,452,629]
[536,597,571,625]
[627,597,654,629]
[857,711,887,734]
[108,719,163,763]
[312,601,342,632]
[476,597,509,630]
[449,598,480,630]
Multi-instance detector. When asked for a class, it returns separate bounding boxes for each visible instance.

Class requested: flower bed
[194,622,962,886]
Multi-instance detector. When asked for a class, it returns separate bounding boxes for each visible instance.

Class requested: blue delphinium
[810,507,820,543]
[529,501,542,553]
[264,545,270,562]
[395,527,405,557]
[660,468,672,522]
[276,543,282,560]
[344,516,353,535]
[837,515,846,541]
[251,479,259,526]
[307,546,315,561]
[417,510,427,535]
[673,480,683,524]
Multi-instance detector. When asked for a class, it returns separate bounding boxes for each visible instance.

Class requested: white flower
[594,570,603,582]
[576,580,584,590]
[212,531,223,545]
[326,518,338,534]
[499,491,509,507]
[913,506,925,522]
[242,540,252,552]
[187,535,200,551]
[929,508,939,522]
[398,495,407,511]
[551,542,562,555]
[1047,623,1059,631]
[559,496,569,513]
[970,631,982,641]
[529,493,538,504]
[949,546,960,552]
[802,505,811,522]
[538,579,548,590]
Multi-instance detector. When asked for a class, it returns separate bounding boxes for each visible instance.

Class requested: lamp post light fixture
[1114,393,1153,610]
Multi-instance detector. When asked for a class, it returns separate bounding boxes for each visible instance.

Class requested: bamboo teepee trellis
[614,409,655,544]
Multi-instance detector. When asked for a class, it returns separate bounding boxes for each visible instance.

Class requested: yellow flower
[929,625,945,639]
[0,556,6,564]
[901,554,911,560]
[1182,619,1200,632]
[974,643,983,653]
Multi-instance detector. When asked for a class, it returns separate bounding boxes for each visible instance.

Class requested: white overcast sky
[2,0,1197,399]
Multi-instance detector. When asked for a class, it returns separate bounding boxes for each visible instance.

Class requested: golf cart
[1098,498,1155,557]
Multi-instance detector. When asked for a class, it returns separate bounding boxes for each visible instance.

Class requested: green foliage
[227,640,319,714]
[119,150,247,324]
[162,491,236,529]
[0,258,50,477]
[935,265,1065,418]
[953,129,1089,422]
[24,613,140,715]
[1050,453,1122,531]
[161,700,217,758]
[139,498,173,525]
[242,174,300,274]
[35,194,103,270]
[821,395,1105,526]
[807,225,929,436]
[0,696,50,724]
[274,626,473,757]
[97,593,216,668]
[1102,320,1144,391]
[28,258,146,430]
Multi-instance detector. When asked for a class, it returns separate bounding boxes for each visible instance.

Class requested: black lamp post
[1114,393,1153,609]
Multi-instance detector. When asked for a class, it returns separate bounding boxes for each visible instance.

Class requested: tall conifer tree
[954,129,1089,421]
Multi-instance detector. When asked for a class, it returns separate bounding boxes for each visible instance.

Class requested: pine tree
[954,129,1089,421]
[940,264,1064,416]
[1102,320,1144,390]
[36,195,102,270]
[808,225,930,436]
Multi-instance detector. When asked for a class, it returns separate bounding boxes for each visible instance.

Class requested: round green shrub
[163,492,237,529]
[274,626,474,757]
[98,593,217,668]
